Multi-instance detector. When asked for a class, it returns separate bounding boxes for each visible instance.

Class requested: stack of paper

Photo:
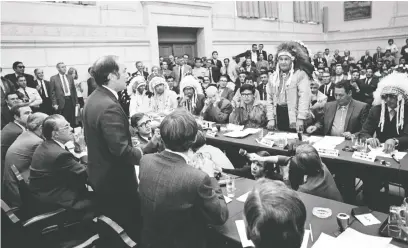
[226,123,244,132]
[368,145,407,160]
[263,132,298,141]
[313,136,345,149]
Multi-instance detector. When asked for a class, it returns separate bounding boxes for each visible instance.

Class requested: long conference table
[211,177,408,248]
[205,129,408,196]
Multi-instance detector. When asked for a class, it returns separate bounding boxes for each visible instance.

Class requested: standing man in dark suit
[313,51,328,68]
[172,57,192,90]
[34,68,53,115]
[132,61,149,80]
[318,71,336,102]
[3,112,48,208]
[236,44,259,64]
[257,72,269,101]
[4,61,36,89]
[357,67,378,105]
[83,55,155,241]
[373,46,385,65]
[1,105,32,177]
[258,44,268,61]
[307,80,369,138]
[49,62,78,127]
[139,109,228,248]
[210,51,223,83]
[360,50,373,67]
[29,114,92,216]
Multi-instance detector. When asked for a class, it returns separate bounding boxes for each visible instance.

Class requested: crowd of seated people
[1,39,408,247]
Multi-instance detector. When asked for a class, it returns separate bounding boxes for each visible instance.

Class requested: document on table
[313,136,345,149]
[224,195,232,204]
[243,128,262,134]
[263,132,298,140]
[226,123,244,131]
[335,228,391,248]
[368,145,407,160]
[354,213,381,226]
[236,192,250,202]
[300,230,310,248]
[311,233,336,248]
[236,220,254,247]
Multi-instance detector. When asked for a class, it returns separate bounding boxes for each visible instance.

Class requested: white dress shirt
[18,86,43,107]
[59,74,71,96]
[251,50,258,63]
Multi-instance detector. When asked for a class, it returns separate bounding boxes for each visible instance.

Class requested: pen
[391,154,400,164]
[309,223,313,242]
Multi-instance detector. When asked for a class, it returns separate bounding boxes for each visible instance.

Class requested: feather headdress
[372,72,408,134]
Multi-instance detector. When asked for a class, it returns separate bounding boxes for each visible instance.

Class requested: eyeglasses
[138,120,151,128]
[241,93,254,97]
[17,66,25,69]
[381,94,397,100]
[219,80,227,83]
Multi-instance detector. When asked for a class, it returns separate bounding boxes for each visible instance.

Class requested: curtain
[293,1,320,23]
[237,1,279,19]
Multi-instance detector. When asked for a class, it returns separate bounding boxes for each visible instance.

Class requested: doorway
[157,27,198,60]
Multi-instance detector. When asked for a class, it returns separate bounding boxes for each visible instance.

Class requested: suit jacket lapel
[326,103,337,134]
[344,100,355,131]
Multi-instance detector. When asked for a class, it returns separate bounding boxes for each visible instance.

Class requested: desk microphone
[391,154,400,164]
[239,149,248,156]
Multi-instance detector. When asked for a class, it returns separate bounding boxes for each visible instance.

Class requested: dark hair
[255,151,280,180]
[166,75,174,80]
[42,114,64,140]
[34,68,40,75]
[212,51,218,55]
[5,92,18,101]
[238,71,248,76]
[244,179,306,248]
[240,84,255,94]
[388,39,394,43]
[92,55,120,86]
[160,109,198,152]
[88,67,93,74]
[195,58,202,63]
[12,61,23,70]
[325,48,329,51]
[289,144,323,190]
[192,130,206,151]
[335,80,353,94]
[252,44,257,47]
[259,71,268,77]
[219,74,229,81]
[16,75,26,82]
[224,58,230,63]
[67,67,78,80]
[10,105,23,118]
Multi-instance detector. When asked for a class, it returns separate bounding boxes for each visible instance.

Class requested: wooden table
[211,177,408,248]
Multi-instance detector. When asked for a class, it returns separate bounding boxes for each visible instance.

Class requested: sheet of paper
[226,123,245,131]
[336,228,392,248]
[311,233,336,248]
[236,192,250,203]
[244,128,261,134]
[304,136,323,144]
[264,132,298,140]
[224,130,251,138]
[301,230,310,248]
[235,220,255,247]
[355,213,381,226]
[368,145,407,160]
[224,195,232,204]
[313,136,345,149]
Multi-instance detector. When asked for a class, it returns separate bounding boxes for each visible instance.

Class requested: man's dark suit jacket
[5,73,36,89]
[3,131,42,208]
[316,99,369,135]
[210,59,222,83]
[178,94,206,116]
[236,50,259,62]
[1,122,24,167]
[220,87,234,101]
[257,82,268,101]
[373,52,385,64]
[139,150,228,248]
[29,140,92,211]
[319,83,336,102]
[1,105,13,129]
[357,77,379,105]
[1,76,16,107]
[49,73,78,111]
[314,58,328,67]
[258,50,267,60]
[360,55,373,65]
[36,79,53,115]
[333,54,342,64]
[83,85,147,237]
[360,104,408,149]
[87,77,97,96]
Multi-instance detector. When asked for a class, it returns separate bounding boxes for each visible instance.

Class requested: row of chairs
[1,165,137,248]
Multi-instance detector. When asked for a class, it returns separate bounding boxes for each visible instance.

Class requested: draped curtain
[236,1,279,19]
[293,1,320,23]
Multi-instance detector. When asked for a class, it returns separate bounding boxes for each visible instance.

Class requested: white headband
[278,51,295,60]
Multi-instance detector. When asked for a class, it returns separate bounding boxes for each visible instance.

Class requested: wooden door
[159,45,173,59]
[159,43,196,59]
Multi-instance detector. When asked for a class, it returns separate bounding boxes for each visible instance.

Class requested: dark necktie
[62,75,69,94]
[263,85,267,100]
[209,69,212,83]
[179,66,182,83]
[23,88,30,100]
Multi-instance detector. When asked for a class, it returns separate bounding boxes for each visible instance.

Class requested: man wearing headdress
[178,75,205,115]
[360,72,408,208]
[128,76,152,116]
[149,77,178,115]
[266,41,312,131]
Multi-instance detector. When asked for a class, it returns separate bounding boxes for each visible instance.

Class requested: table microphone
[239,149,248,156]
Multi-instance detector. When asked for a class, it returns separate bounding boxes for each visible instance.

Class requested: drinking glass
[401,198,408,241]
[276,137,286,148]
[389,206,402,238]
[226,175,235,198]
[258,129,264,140]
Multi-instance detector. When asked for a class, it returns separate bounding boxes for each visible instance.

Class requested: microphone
[239,149,248,156]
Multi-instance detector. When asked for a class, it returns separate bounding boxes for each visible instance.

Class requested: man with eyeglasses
[202,85,232,124]
[29,114,93,218]
[5,61,36,89]
[130,113,162,152]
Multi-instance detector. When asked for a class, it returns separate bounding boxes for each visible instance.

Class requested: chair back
[1,199,24,247]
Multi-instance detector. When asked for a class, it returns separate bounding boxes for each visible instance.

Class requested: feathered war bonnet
[179,75,204,110]
[271,41,312,90]
[127,75,146,96]
[372,72,408,134]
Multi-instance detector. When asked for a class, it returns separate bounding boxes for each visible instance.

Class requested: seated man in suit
[3,112,48,208]
[349,69,365,102]
[202,85,232,124]
[358,67,378,105]
[236,44,259,64]
[4,61,36,89]
[244,179,306,248]
[373,46,385,64]
[306,80,369,138]
[217,74,234,101]
[318,71,335,102]
[139,109,228,248]
[1,93,21,129]
[360,50,373,67]
[1,105,32,173]
[29,114,93,216]
[178,76,205,116]
[16,75,42,111]
[129,113,162,152]
[360,73,408,209]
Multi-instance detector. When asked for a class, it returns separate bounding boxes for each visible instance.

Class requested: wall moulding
[1,39,150,49]
[325,26,408,43]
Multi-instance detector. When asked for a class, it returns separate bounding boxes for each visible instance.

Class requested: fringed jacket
[229,100,267,128]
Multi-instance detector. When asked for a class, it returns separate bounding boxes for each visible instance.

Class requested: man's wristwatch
[393,138,400,147]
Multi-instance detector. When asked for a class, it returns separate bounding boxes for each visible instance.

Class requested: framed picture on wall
[344,1,372,21]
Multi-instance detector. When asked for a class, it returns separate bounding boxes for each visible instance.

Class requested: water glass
[401,198,408,241]
[389,206,403,238]
[226,176,235,198]
[258,129,264,139]
[276,138,286,148]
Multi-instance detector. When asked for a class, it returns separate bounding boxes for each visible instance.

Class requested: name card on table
[256,138,274,147]
[352,152,376,162]
[206,131,217,138]
[316,147,339,157]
